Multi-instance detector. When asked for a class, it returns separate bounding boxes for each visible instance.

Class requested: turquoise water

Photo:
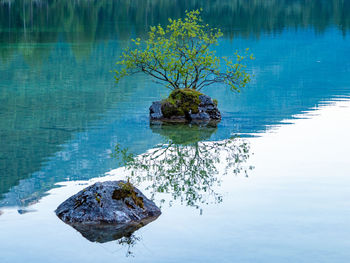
[0,1,350,262]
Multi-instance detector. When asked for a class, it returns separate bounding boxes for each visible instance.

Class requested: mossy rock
[55,181,161,225]
[112,181,144,209]
[161,89,202,118]
[149,88,221,122]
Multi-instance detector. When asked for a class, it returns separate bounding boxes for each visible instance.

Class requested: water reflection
[1,0,350,68]
[69,217,158,257]
[1,0,350,53]
[115,123,253,208]
[116,234,141,257]
[72,222,141,243]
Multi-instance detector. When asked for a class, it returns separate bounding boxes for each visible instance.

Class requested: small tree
[114,10,253,92]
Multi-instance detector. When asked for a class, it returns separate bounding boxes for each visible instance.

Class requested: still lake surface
[0,1,350,262]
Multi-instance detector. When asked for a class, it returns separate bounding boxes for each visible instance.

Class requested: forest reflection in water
[1,0,350,63]
[1,0,350,42]
[114,123,253,209]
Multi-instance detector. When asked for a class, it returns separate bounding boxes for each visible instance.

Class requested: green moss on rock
[161,88,203,118]
[112,181,144,209]
[95,193,102,205]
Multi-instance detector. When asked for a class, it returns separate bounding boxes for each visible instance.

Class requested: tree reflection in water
[114,123,253,209]
[117,234,141,257]
[67,123,253,255]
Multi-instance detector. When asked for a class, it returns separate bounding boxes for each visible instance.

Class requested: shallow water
[0,1,350,262]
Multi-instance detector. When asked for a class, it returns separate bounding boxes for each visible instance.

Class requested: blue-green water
[0,1,350,262]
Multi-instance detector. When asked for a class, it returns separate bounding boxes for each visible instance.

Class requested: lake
[0,1,350,262]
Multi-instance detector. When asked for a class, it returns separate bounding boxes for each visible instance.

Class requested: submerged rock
[17,209,36,214]
[55,181,161,226]
[150,89,221,123]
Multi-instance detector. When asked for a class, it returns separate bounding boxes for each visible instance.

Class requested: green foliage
[114,10,253,92]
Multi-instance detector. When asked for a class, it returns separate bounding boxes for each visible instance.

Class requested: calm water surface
[0,1,350,262]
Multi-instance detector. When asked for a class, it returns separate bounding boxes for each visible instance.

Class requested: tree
[114,10,253,92]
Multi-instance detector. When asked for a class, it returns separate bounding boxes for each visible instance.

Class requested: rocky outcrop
[149,101,163,120]
[150,89,221,123]
[190,94,221,121]
[55,181,161,227]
